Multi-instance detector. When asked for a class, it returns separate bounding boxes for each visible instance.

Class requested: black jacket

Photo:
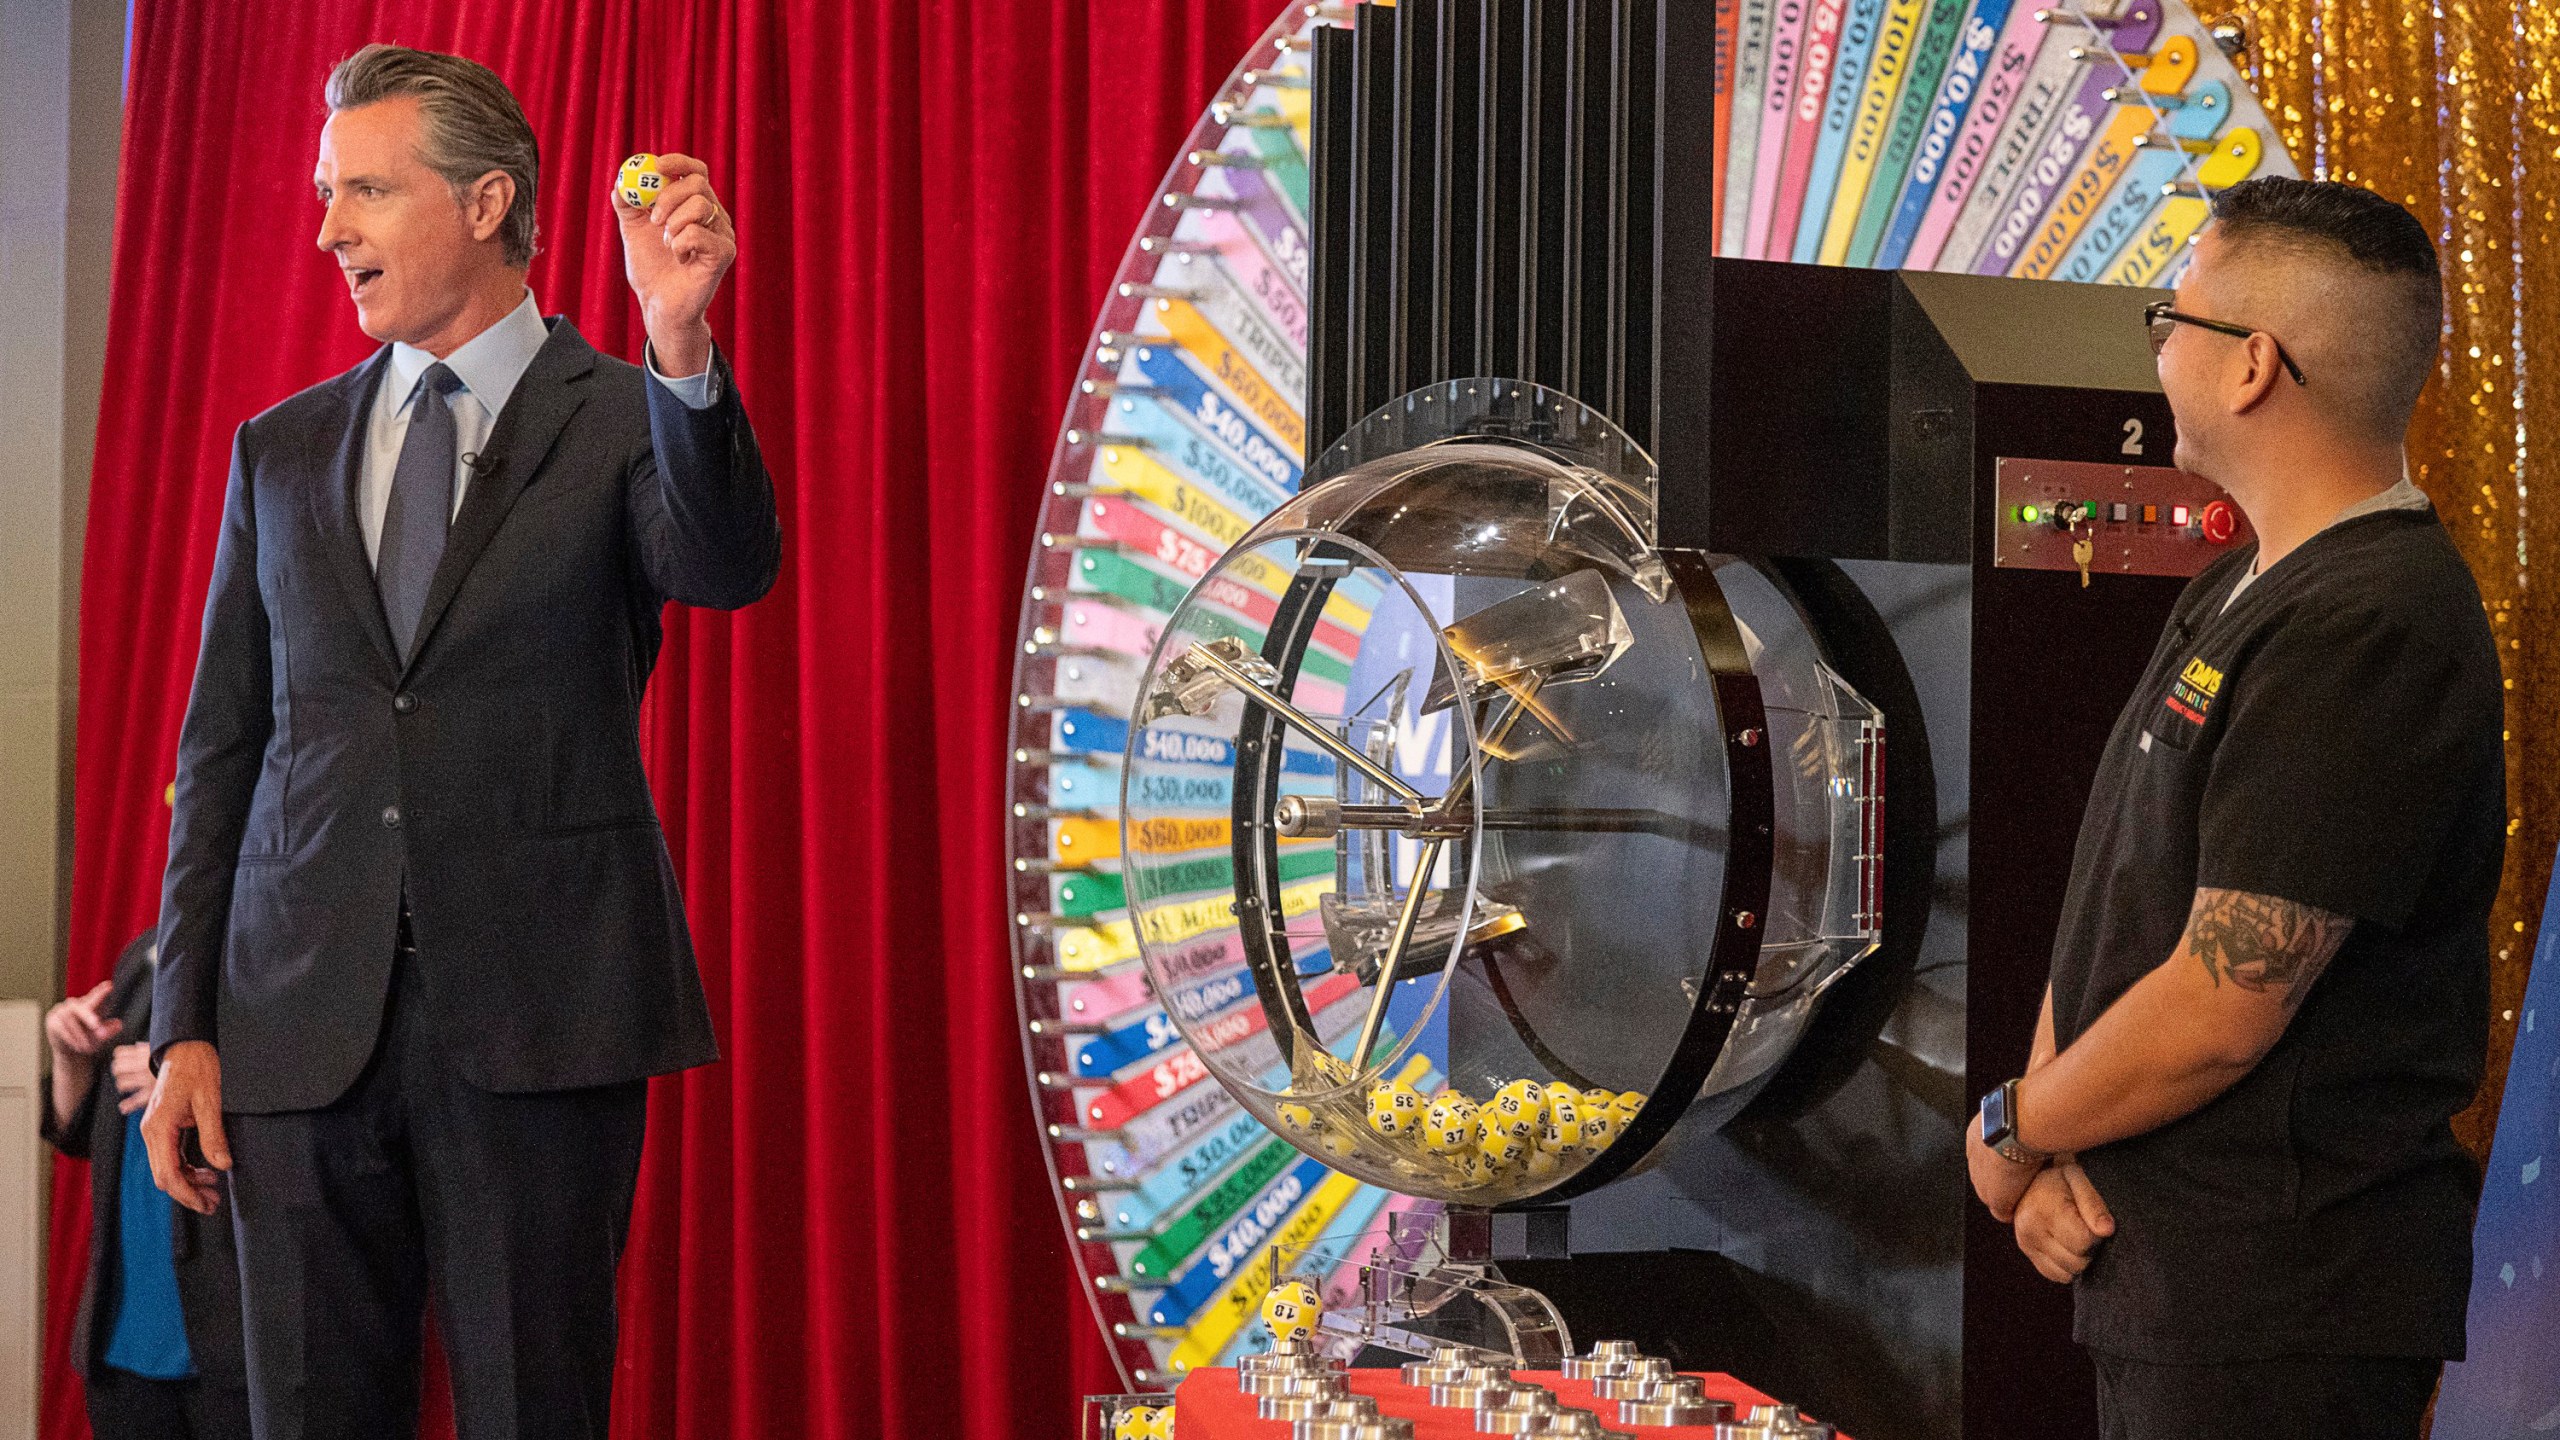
[152,317,780,1111]
[44,932,246,1384]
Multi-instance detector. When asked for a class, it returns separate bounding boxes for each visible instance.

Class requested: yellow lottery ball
[1486,1084,1540,1140]
[1316,1126,1363,1161]
[1451,1146,1486,1185]
[1612,1090,1646,1124]
[1367,1079,1424,1138]
[1580,1102,1622,1151]
[1113,1406,1157,1440]
[1145,1406,1177,1440]
[1264,1279,1324,1343]
[1274,1101,1317,1137]
[616,152,665,210]
[1422,1096,1477,1153]
[1478,1124,1530,1168]
[1526,1145,1562,1180]
[1539,1091,1584,1152]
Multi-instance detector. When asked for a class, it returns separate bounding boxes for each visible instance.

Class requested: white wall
[0,2,125,1430]
[0,1002,40,1440]
[0,0,122,1002]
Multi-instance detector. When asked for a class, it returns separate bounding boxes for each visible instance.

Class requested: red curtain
[49,1,1277,1436]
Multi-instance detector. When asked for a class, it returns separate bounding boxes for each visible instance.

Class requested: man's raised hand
[612,151,735,378]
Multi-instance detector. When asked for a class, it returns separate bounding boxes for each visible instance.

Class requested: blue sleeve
[628,344,781,610]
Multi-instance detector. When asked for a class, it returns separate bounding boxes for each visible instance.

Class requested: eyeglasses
[2143,301,2307,387]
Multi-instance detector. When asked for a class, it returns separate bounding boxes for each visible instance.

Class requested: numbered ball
[1263,1279,1324,1343]
[1612,1090,1646,1125]
[1315,1126,1363,1161]
[1422,1096,1478,1154]
[1538,1091,1585,1152]
[1367,1079,1425,1138]
[1451,1146,1489,1186]
[1478,1124,1530,1169]
[1580,1102,1622,1151]
[1526,1145,1562,1180]
[1486,1082,1541,1140]
[1145,1406,1177,1440]
[1113,1405,1159,1440]
[616,152,665,210]
[1274,1101,1318,1137]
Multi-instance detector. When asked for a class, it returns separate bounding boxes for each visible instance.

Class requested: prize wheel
[1007,3,1402,1391]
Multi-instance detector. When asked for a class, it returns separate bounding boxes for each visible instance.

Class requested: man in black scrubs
[1965,176,2504,1440]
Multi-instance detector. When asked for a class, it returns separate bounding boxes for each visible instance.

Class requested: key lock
[2050,500,2098,587]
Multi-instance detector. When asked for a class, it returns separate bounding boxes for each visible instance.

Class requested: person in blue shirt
[44,928,247,1439]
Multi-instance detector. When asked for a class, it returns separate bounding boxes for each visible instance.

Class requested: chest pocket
[2145,653,2227,753]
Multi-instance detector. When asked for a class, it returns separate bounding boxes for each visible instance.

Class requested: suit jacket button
[381,805,403,829]
[394,693,418,714]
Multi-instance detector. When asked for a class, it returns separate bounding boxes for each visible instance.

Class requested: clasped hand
[1968,1122,2116,1283]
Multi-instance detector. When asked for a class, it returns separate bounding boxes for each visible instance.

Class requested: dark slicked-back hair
[327,44,540,268]
[2209,176,2442,439]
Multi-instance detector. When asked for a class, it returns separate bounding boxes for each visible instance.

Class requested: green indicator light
[2019,504,2041,524]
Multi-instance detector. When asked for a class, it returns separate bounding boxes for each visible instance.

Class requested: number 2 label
[2122,418,2146,455]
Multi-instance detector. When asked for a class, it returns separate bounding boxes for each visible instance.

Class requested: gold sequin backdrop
[2225,0,2555,1151]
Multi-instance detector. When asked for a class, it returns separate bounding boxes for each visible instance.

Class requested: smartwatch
[1977,1078,2048,1166]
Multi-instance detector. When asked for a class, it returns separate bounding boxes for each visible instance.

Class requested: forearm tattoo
[2186,888,2352,1012]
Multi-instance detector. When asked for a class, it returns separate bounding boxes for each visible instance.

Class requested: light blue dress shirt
[359,290,716,568]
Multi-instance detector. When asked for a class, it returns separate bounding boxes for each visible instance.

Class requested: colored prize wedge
[1006,2,1434,1394]
[1713,0,2295,284]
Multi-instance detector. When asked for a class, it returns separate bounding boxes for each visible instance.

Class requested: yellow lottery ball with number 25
[616,153,664,210]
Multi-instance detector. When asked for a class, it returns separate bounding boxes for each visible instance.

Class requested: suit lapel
[401,316,597,676]
[310,348,403,675]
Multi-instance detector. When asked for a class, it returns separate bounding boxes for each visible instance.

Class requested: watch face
[1980,1082,2014,1143]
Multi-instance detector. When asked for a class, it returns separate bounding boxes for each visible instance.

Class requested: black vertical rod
[1524,0,1574,390]
[1478,0,1526,377]
[1349,14,1399,427]
[1653,0,1716,484]
[1437,0,1485,380]
[1391,0,1443,395]
[1308,23,1357,459]
[1616,0,1657,442]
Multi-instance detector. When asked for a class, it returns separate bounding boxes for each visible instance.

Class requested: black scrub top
[2046,505,2505,1364]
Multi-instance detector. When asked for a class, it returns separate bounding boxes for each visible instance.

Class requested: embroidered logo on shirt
[2165,656,2223,726]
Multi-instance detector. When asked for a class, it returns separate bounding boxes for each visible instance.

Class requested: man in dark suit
[45,928,248,1439]
[139,43,779,1440]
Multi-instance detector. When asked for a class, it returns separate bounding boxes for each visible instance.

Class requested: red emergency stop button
[2200,500,2239,545]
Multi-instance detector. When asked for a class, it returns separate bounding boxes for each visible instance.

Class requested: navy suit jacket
[152,316,780,1112]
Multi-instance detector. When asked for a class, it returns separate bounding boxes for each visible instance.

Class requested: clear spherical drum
[1124,392,1757,1205]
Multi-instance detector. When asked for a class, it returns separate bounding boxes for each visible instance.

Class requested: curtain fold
[49,2,1275,1436]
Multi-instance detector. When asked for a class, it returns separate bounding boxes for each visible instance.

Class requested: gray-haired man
[142,43,778,1439]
